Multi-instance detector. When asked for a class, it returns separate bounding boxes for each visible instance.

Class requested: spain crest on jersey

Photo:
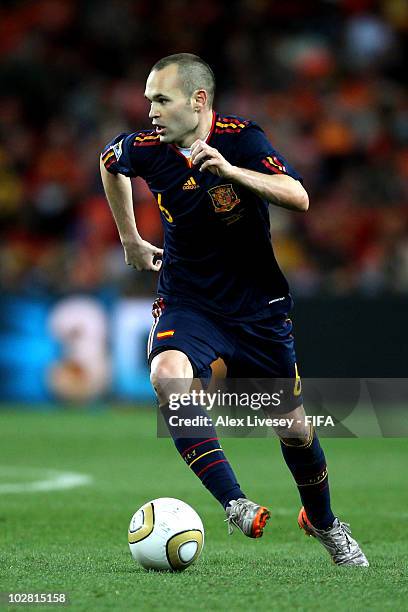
[208,184,240,213]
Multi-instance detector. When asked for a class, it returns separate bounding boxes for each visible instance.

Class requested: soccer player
[100,53,368,566]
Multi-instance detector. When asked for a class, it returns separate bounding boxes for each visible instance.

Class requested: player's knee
[150,352,190,382]
[279,423,313,447]
[150,351,193,401]
[274,403,311,445]
[150,365,172,397]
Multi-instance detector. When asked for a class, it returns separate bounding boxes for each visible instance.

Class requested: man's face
[144,64,198,145]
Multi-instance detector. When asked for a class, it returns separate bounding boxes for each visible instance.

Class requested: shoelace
[224,501,248,535]
[320,521,353,555]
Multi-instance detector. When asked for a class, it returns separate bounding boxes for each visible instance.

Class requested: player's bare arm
[190,139,309,212]
[100,159,163,272]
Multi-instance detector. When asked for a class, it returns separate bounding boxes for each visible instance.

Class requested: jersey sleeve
[100,133,139,178]
[237,123,303,183]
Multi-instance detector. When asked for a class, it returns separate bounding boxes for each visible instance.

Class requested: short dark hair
[150,53,215,107]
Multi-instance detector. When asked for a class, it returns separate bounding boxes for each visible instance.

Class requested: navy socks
[280,428,335,530]
[160,401,245,509]
[160,401,335,527]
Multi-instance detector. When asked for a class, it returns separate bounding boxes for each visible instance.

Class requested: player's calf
[151,352,246,510]
[280,423,335,530]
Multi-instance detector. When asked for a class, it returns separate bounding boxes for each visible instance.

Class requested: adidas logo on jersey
[183,176,199,190]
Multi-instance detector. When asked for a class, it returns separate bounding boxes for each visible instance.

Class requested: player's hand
[123,240,163,272]
[151,297,165,318]
[190,140,236,178]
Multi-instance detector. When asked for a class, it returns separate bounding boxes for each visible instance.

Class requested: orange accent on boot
[298,506,314,536]
[251,506,271,538]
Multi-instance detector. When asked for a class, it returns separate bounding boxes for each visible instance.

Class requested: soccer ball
[128,497,204,571]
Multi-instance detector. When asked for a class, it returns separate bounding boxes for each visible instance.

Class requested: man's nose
[149,104,160,119]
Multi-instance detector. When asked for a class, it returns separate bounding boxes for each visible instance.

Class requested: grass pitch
[0,409,407,611]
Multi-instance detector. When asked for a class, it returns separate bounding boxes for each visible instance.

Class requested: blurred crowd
[1,0,407,298]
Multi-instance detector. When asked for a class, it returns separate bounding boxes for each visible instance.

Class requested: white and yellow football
[128,497,204,571]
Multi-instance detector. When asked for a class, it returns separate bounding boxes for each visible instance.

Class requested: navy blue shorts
[147,296,302,410]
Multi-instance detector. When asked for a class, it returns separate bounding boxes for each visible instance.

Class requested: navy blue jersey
[101,112,303,320]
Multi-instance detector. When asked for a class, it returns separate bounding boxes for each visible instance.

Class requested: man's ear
[193,89,208,111]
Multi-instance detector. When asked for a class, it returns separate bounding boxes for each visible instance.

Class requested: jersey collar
[169,110,217,168]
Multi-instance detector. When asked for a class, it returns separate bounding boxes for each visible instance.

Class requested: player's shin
[280,426,335,530]
[159,401,245,509]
